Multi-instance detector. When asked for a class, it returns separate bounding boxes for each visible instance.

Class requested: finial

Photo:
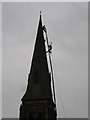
[40,10,42,15]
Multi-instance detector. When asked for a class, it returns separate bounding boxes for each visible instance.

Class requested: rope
[51,53,67,118]
[44,29,56,105]
[43,25,67,118]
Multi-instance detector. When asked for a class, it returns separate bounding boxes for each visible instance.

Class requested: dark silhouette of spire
[22,13,52,101]
[19,13,57,120]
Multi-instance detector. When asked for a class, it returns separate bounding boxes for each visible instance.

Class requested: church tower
[19,13,57,120]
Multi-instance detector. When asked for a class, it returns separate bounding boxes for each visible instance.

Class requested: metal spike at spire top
[40,10,42,15]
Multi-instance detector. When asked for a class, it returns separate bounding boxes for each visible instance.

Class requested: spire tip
[40,10,42,15]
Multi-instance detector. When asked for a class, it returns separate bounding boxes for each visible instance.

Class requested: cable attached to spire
[43,25,57,104]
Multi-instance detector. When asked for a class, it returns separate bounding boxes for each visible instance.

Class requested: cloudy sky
[2,2,88,118]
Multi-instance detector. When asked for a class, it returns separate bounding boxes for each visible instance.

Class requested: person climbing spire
[48,42,52,53]
[42,25,47,33]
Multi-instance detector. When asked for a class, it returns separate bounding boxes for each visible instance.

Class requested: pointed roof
[22,14,53,101]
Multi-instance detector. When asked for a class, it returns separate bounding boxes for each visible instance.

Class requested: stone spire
[19,13,57,120]
[22,13,52,101]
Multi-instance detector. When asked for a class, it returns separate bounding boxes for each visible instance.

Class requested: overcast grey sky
[2,2,88,118]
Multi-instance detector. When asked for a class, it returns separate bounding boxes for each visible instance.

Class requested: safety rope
[51,52,67,118]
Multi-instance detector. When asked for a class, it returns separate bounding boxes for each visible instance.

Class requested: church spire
[22,13,52,101]
[19,13,57,120]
